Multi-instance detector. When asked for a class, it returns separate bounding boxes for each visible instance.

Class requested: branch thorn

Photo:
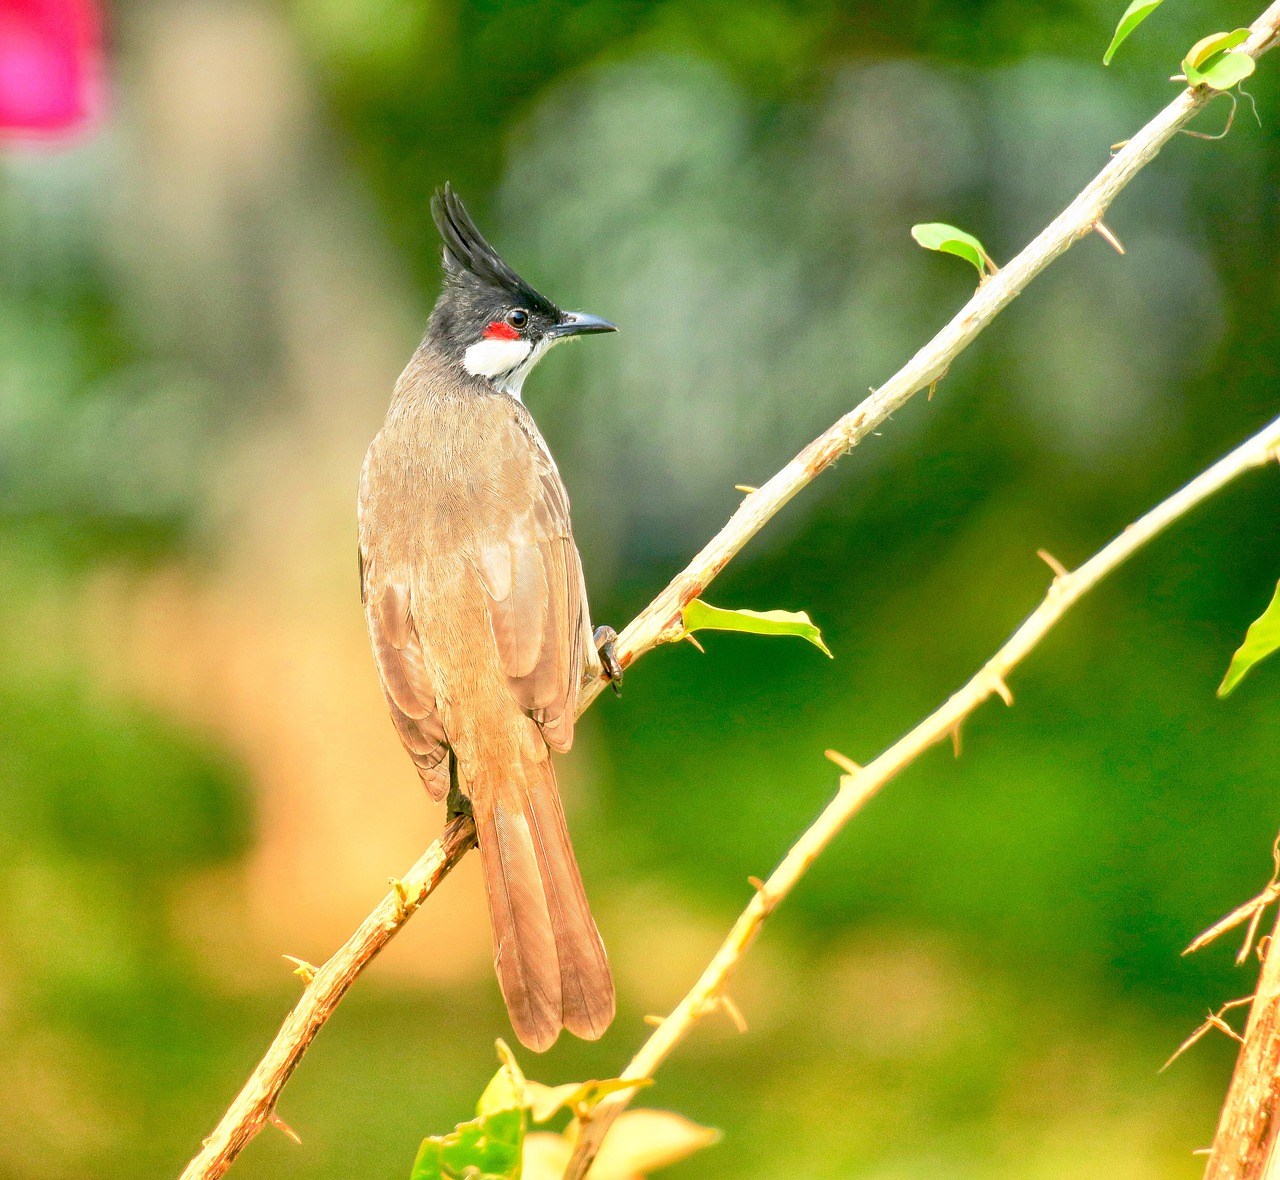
[735,484,758,494]
[1093,220,1125,255]
[991,676,1014,707]
[643,1014,665,1027]
[948,720,963,757]
[717,994,749,1034]
[824,748,862,775]
[1184,831,1280,961]
[747,875,766,892]
[268,1111,302,1145]
[685,633,706,654]
[1036,548,1069,579]
[282,955,317,985]
[1162,996,1254,1071]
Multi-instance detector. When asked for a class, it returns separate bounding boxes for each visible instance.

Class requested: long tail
[470,756,615,1052]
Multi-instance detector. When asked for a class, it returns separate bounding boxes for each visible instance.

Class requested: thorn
[747,876,767,892]
[1192,1148,1212,1156]
[268,1111,302,1145]
[1110,138,1130,152]
[643,1014,664,1027]
[1239,901,1269,965]
[948,720,963,758]
[1205,1013,1245,1043]
[1093,220,1125,255]
[1161,1021,1213,1071]
[1259,935,1271,962]
[991,676,1014,707]
[1162,997,1254,1070]
[388,877,410,920]
[1036,548,1069,579]
[718,994,749,1034]
[824,748,862,775]
[735,484,758,494]
[1184,877,1280,957]
[685,633,706,654]
[282,955,317,985]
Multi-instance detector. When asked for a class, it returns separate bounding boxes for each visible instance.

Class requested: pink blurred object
[0,0,102,140]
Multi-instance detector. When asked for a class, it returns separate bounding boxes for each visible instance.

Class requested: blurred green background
[3,0,1280,1176]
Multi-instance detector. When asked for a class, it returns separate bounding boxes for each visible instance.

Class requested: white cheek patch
[464,337,533,381]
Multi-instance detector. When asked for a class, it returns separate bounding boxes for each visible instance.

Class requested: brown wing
[470,435,588,753]
[363,565,451,800]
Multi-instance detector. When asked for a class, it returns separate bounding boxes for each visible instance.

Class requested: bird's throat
[463,335,559,401]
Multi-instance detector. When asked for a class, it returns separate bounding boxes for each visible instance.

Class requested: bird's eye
[506,308,529,330]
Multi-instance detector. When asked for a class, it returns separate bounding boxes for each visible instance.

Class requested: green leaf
[524,1077,653,1123]
[910,222,995,280]
[523,1110,720,1180]
[1184,29,1255,90]
[411,1050,527,1180]
[1218,581,1280,697]
[1103,0,1164,66]
[478,1041,526,1117]
[410,1108,525,1180]
[1191,49,1255,89]
[680,599,832,657]
[1185,29,1250,71]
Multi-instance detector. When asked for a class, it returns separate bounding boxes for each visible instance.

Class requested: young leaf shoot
[1218,580,1280,697]
[911,223,997,280]
[1104,0,1165,65]
[680,599,833,656]
[1183,31,1256,89]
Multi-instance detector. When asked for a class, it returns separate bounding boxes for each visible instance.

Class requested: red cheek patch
[483,320,520,341]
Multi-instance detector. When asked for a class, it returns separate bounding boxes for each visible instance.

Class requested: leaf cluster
[409,1043,718,1180]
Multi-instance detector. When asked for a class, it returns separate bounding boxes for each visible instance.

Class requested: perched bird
[358,184,621,1051]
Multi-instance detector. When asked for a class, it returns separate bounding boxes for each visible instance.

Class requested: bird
[357,184,621,1052]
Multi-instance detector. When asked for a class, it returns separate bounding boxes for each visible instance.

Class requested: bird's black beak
[546,311,617,338]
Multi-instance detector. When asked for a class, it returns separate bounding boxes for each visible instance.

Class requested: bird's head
[426,184,616,398]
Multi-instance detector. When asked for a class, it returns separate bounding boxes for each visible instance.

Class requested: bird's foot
[446,769,472,822]
[594,625,623,696]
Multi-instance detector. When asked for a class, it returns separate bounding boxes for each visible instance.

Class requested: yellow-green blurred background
[4,0,1280,1176]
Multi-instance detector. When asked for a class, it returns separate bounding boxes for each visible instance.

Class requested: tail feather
[523,766,615,1040]
[471,757,614,1051]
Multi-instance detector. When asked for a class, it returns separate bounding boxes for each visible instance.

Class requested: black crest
[431,184,556,315]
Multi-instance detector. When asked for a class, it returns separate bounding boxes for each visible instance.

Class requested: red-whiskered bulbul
[358,185,621,1052]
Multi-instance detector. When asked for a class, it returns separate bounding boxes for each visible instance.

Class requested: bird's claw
[594,625,623,695]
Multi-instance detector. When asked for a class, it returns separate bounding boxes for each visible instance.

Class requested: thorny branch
[1200,908,1280,1179]
[1185,831,1280,965]
[1183,834,1280,1178]
[563,415,1280,1179]
[179,6,1280,1177]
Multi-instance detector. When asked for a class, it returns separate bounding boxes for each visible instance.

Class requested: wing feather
[473,427,590,752]
[366,575,450,800]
